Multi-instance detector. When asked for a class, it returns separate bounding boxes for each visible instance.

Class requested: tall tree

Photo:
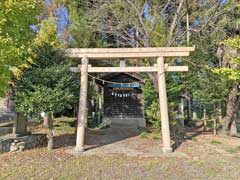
[215,37,240,134]
[0,0,42,96]
[16,44,79,149]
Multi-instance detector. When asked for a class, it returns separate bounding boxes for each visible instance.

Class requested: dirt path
[1,126,240,180]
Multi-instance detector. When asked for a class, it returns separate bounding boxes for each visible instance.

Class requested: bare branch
[125,0,149,40]
[167,0,184,46]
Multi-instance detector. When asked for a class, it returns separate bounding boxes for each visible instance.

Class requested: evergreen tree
[15,44,79,149]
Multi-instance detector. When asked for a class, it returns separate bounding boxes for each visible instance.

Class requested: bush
[152,136,160,140]
[140,132,148,139]
[210,140,222,145]
[146,101,161,128]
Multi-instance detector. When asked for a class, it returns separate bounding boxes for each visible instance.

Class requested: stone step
[103,117,145,128]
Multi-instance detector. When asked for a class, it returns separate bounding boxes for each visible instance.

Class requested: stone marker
[12,113,29,137]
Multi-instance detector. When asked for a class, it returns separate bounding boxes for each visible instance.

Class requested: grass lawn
[1,117,240,180]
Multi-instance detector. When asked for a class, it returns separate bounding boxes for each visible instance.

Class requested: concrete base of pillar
[162,147,173,153]
[66,147,84,156]
[74,146,84,153]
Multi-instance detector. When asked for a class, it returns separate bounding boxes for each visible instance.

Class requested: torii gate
[66,47,195,153]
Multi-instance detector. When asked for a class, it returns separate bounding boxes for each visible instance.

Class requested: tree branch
[167,0,184,46]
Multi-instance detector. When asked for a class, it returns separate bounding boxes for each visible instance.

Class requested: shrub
[210,140,222,145]
[140,132,148,139]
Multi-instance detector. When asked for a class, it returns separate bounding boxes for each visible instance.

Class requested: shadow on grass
[54,133,76,149]
[172,126,215,151]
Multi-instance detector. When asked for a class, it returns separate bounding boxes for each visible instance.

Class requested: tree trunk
[147,72,159,91]
[214,102,222,135]
[180,97,184,118]
[203,105,207,131]
[188,97,192,120]
[216,102,222,122]
[73,103,78,118]
[229,120,238,136]
[237,101,240,121]
[186,12,190,45]
[43,115,48,128]
[45,112,54,150]
[224,83,238,134]
[178,97,185,128]
[213,117,217,135]
[217,45,239,135]
[181,92,192,121]
[48,128,54,150]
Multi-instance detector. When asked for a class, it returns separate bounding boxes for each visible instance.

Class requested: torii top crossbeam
[66,47,195,59]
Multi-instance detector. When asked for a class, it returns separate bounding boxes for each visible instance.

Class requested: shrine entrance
[97,73,145,128]
[66,47,195,153]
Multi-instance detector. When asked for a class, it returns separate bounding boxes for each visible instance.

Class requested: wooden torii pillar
[66,47,195,153]
[157,57,171,152]
[75,57,88,152]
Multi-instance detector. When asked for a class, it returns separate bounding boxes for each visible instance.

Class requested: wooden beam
[67,47,195,53]
[67,52,190,59]
[166,66,188,72]
[89,66,158,73]
[66,47,195,59]
[69,65,188,73]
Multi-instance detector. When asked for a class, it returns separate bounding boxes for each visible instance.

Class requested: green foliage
[152,129,160,134]
[15,44,79,118]
[223,37,240,66]
[210,140,222,145]
[54,117,75,133]
[66,2,100,48]
[224,37,240,49]
[34,17,62,48]
[148,18,167,47]
[143,77,179,128]
[143,78,161,127]
[17,85,73,116]
[140,132,148,139]
[212,37,240,81]
[185,48,228,104]
[191,137,198,142]
[152,136,160,140]
[143,79,157,112]
[0,0,42,96]
[146,101,161,128]
[226,146,240,154]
